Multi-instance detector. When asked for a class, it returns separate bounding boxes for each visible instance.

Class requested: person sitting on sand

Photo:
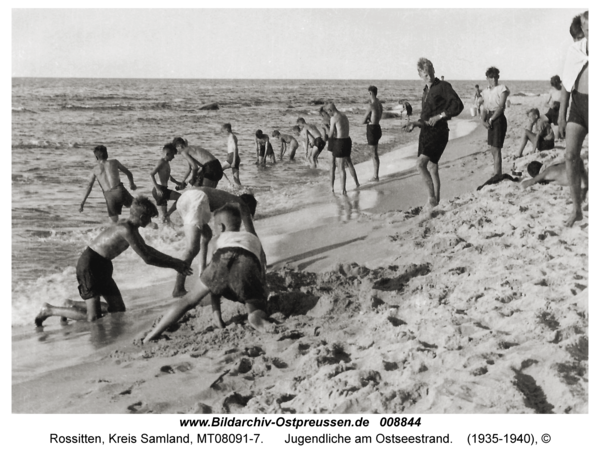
[143,203,272,342]
[173,137,223,189]
[255,129,276,166]
[480,66,510,177]
[171,179,260,298]
[325,101,360,195]
[558,11,588,227]
[35,196,192,326]
[544,76,563,126]
[403,58,463,211]
[362,85,384,182]
[296,117,326,168]
[221,123,242,186]
[150,143,185,223]
[272,130,299,161]
[79,145,137,223]
[516,108,555,158]
[521,160,588,199]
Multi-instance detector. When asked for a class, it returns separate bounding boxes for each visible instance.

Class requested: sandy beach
[13,95,588,414]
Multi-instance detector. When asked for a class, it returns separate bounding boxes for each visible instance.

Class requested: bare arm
[79,172,96,212]
[116,160,136,190]
[362,106,372,125]
[180,151,199,183]
[521,169,551,189]
[150,160,165,195]
[557,87,570,139]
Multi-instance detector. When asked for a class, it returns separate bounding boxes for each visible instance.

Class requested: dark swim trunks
[567,90,588,131]
[331,137,352,158]
[545,105,560,125]
[227,152,241,170]
[487,113,508,148]
[76,247,124,311]
[198,159,224,184]
[418,123,449,165]
[103,183,133,217]
[259,143,274,157]
[405,103,413,116]
[327,134,336,152]
[312,137,326,153]
[366,124,382,146]
[200,247,266,309]
[537,137,555,152]
[151,184,172,207]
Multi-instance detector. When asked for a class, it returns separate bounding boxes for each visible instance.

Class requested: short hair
[93,145,108,160]
[368,85,378,96]
[130,196,158,219]
[272,130,280,137]
[214,203,242,231]
[324,101,337,111]
[570,15,584,40]
[475,84,479,88]
[292,125,301,133]
[239,193,257,217]
[526,108,540,117]
[163,143,177,154]
[417,58,435,76]
[296,117,306,124]
[527,161,543,178]
[222,123,232,132]
[581,11,588,20]
[255,129,263,138]
[550,75,562,89]
[485,67,500,79]
[172,137,187,147]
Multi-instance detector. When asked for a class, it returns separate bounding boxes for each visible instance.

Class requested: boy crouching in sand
[143,203,272,343]
[521,160,588,202]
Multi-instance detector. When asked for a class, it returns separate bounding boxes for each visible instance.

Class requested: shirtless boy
[221,123,242,186]
[296,117,326,168]
[173,137,224,189]
[325,102,360,195]
[79,145,137,223]
[35,196,192,326]
[363,85,384,181]
[142,203,272,343]
[255,130,276,166]
[516,108,555,158]
[521,160,588,202]
[172,180,260,298]
[150,143,185,223]
[272,130,299,161]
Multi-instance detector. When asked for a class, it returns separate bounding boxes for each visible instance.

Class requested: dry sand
[13,96,588,414]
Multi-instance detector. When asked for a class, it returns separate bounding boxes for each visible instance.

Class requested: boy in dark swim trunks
[296,117,326,168]
[516,108,555,158]
[150,143,185,223]
[142,203,272,343]
[221,123,242,186]
[325,102,360,195]
[363,85,384,181]
[272,130,299,160]
[521,160,588,202]
[173,137,224,188]
[34,196,192,326]
[255,130,276,166]
[79,145,137,223]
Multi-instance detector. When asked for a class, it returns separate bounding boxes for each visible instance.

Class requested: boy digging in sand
[150,143,184,223]
[272,130,299,161]
[79,145,137,223]
[35,197,192,326]
[143,203,272,342]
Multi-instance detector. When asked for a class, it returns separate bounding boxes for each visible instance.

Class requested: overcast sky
[12,7,585,80]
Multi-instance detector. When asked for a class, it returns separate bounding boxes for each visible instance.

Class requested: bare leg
[165,192,181,219]
[428,161,441,204]
[173,225,201,297]
[330,155,337,192]
[108,215,118,223]
[345,157,360,188]
[143,280,212,343]
[211,294,226,329]
[337,157,347,195]
[564,123,587,227]
[491,146,502,175]
[516,130,537,157]
[579,158,588,202]
[232,169,241,186]
[246,301,272,333]
[368,144,379,181]
[289,143,298,160]
[34,296,102,326]
[416,155,437,208]
[158,205,168,223]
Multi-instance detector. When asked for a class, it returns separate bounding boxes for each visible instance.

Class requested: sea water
[12,78,548,328]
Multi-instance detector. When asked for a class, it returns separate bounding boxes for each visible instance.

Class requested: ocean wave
[12,106,38,114]
[12,140,85,150]
[511,92,539,97]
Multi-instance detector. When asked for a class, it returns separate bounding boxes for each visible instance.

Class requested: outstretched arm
[521,169,551,189]
[80,172,96,212]
[180,151,198,184]
[116,160,136,190]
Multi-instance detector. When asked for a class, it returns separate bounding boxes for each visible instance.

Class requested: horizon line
[12,76,548,82]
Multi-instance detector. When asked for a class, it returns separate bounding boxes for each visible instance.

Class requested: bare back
[304,124,323,141]
[368,99,383,125]
[331,112,350,139]
[89,221,138,260]
[280,133,297,145]
[154,159,171,186]
[183,145,217,166]
[94,159,122,191]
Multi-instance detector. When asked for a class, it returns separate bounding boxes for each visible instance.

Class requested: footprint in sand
[127,401,152,413]
[156,362,193,377]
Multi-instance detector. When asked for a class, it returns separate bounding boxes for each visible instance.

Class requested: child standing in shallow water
[150,143,184,223]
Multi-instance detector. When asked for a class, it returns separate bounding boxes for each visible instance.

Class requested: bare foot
[342,189,347,195]
[213,317,226,330]
[369,177,379,182]
[248,311,273,333]
[172,288,188,298]
[34,303,52,327]
[565,209,583,227]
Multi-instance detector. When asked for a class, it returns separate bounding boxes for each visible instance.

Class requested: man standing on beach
[480,67,510,177]
[558,11,588,227]
[79,145,137,223]
[362,85,383,181]
[403,58,463,210]
[325,101,360,195]
[173,137,224,189]
[35,196,192,326]
[221,123,242,186]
